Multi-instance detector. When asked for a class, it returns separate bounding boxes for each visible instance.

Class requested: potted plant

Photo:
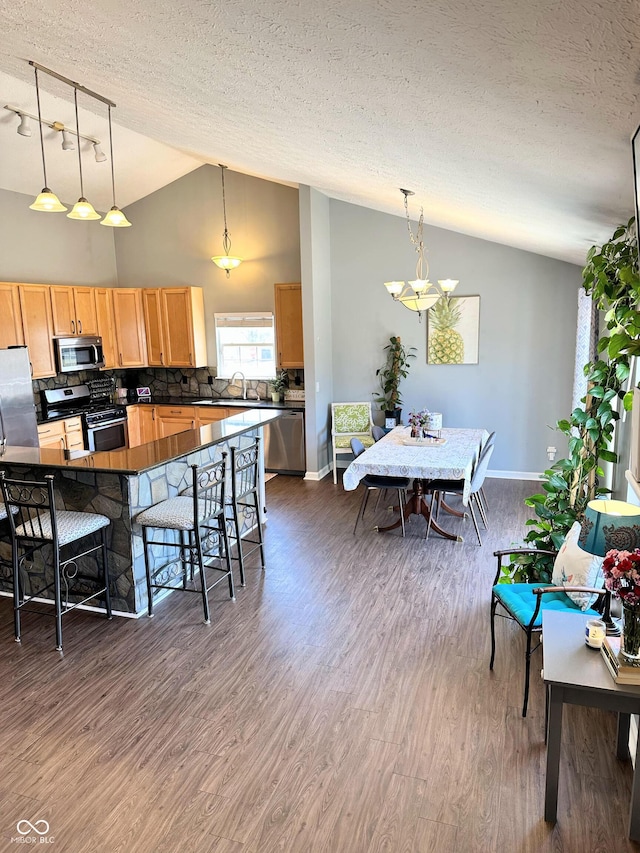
[269,370,288,402]
[373,336,416,426]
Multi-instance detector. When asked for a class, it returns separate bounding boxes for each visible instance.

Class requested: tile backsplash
[33,366,304,414]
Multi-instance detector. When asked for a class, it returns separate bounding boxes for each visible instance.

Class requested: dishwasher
[264,409,305,475]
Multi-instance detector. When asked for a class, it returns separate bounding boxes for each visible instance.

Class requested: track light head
[61,130,75,151]
[93,142,107,162]
[16,112,31,137]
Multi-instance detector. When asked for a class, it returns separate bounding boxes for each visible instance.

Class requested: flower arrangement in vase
[602,549,640,661]
[407,409,430,439]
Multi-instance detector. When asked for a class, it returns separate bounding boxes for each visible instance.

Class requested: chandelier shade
[211,164,242,277]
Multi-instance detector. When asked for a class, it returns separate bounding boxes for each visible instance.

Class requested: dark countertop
[3,409,282,475]
[127,396,305,412]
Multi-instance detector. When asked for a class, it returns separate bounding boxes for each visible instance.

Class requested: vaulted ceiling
[1,0,638,264]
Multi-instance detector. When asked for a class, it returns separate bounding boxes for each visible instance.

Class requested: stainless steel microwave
[54,336,105,373]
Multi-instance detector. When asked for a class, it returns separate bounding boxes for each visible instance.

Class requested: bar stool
[135,456,234,622]
[0,472,112,652]
[228,437,265,586]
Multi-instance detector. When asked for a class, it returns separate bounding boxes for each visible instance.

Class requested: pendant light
[211,164,242,277]
[67,87,100,220]
[29,66,67,212]
[100,104,131,227]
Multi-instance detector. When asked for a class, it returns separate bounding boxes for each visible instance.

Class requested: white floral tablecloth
[342,426,489,505]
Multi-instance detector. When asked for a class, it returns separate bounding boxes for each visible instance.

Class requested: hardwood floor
[0,476,637,852]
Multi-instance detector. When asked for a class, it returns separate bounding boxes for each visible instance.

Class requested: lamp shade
[579,499,640,556]
[100,206,131,227]
[67,198,101,220]
[212,255,242,271]
[30,189,67,212]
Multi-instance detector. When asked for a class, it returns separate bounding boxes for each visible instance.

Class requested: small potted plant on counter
[269,371,288,402]
[373,336,416,427]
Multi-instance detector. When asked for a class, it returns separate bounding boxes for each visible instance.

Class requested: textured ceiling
[1,0,639,263]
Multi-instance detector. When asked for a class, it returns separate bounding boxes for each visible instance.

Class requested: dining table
[342,425,489,540]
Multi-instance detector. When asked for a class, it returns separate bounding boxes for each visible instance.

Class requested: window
[214,313,276,379]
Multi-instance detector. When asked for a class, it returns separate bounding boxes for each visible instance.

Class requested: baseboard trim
[487,469,543,481]
[304,464,332,482]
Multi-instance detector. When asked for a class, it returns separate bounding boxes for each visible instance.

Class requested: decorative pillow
[551,521,605,610]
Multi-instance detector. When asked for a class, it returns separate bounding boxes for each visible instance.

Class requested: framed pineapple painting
[426,296,480,364]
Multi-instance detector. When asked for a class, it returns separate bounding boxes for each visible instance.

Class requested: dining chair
[0,472,112,652]
[349,438,410,536]
[331,402,375,484]
[372,425,386,442]
[490,544,612,716]
[424,442,494,545]
[480,431,496,514]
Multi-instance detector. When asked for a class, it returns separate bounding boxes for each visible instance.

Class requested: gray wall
[329,200,582,474]
[114,165,301,363]
[0,187,118,285]
[299,186,333,476]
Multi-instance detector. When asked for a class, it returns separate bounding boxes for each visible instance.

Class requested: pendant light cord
[34,67,48,187]
[220,165,232,255]
[73,87,84,197]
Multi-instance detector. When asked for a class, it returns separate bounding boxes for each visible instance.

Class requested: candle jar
[585,618,606,649]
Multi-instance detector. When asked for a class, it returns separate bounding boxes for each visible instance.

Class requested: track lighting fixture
[16,112,31,137]
[16,61,130,226]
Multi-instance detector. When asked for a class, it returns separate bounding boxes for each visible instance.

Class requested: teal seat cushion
[493,583,601,629]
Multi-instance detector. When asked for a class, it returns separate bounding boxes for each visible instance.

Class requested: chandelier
[384,189,458,320]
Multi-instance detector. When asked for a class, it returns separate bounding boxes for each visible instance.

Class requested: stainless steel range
[41,378,128,452]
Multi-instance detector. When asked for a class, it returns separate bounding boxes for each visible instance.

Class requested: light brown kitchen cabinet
[126,405,158,448]
[18,284,56,378]
[155,405,197,439]
[196,407,230,424]
[112,288,147,368]
[94,288,118,369]
[0,282,24,348]
[142,287,207,368]
[37,416,84,451]
[50,286,98,336]
[274,282,303,368]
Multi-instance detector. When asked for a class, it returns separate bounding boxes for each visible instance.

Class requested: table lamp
[579,499,640,557]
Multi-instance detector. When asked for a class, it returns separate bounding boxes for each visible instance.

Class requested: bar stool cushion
[135,496,221,531]
[15,510,110,546]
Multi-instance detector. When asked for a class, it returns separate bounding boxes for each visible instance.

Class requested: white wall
[329,200,582,475]
[0,187,118,285]
[299,186,333,477]
[114,165,301,363]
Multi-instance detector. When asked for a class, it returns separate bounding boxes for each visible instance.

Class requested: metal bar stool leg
[193,525,211,625]
[231,499,246,587]
[12,542,21,643]
[142,526,154,618]
[53,544,63,652]
[221,512,236,600]
[250,491,266,569]
[101,527,112,619]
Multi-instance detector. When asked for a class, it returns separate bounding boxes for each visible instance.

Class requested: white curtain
[572,287,599,413]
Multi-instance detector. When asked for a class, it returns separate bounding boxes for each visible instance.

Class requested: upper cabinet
[0,283,24,349]
[95,288,118,370]
[274,282,304,368]
[50,286,98,336]
[18,285,56,378]
[112,289,148,368]
[142,287,207,368]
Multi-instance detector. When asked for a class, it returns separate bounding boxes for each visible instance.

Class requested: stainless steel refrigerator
[0,347,39,448]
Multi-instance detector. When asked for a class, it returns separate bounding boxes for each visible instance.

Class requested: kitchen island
[0,408,281,615]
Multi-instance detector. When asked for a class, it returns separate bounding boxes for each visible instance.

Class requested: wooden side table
[542,610,640,841]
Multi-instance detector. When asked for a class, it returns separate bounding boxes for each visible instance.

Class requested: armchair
[490,547,612,717]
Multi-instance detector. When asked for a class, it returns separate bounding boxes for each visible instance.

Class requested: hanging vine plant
[508,218,640,583]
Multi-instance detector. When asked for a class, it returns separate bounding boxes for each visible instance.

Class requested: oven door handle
[87,417,127,429]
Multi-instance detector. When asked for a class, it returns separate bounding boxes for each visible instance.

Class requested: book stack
[601,636,640,684]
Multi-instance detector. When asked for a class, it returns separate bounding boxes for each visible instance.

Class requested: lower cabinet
[155,406,197,439]
[38,416,84,451]
[197,408,230,424]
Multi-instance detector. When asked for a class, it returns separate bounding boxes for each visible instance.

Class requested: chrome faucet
[230,371,247,400]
